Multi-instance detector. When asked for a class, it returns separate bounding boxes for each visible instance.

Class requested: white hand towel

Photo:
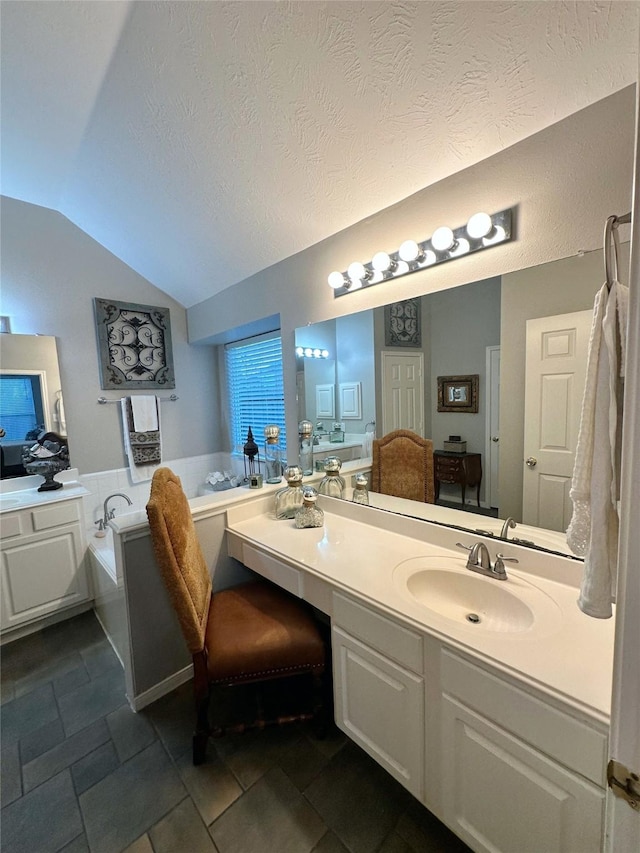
[130,395,159,432]
[120,398,162,484]
[567,281,628,618]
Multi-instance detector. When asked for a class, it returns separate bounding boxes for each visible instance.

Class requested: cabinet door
[332,625,424,799]
[1,525,88,630]
[440,696,604,853]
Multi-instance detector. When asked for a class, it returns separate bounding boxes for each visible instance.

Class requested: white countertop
[0,469,89,511]
[226,495,614,725]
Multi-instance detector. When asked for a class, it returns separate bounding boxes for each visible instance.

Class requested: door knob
[491,436,499,442]
[525,456,537,468]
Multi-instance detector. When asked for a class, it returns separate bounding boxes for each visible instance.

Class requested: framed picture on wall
[94,298,175,390]
[384,298,421,347]
[437,375,479,413]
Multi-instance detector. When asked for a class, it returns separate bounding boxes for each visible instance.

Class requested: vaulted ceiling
[2,1,638,307]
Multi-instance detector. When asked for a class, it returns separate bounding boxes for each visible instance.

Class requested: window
[0,373,46,439]
[225,332,286,454]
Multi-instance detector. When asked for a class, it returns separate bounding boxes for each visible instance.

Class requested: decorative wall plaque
[94,298,175,389]
[384,298,421,347]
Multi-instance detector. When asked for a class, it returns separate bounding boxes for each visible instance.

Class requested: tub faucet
[500,517,517,539]
[103,492,132,527]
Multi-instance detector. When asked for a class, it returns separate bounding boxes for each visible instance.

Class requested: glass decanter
[318,456,345,499]
[352,473,369,505]
[298,420,314,476]
[294,487,324,529]
[275,465,305,519]
[264,424,283,484]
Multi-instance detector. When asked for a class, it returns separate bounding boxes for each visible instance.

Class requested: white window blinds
[225,332,286,453]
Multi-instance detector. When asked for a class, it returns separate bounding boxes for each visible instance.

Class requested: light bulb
[347,261,368,282]
[372,251,394,272]
[398,240,422,262]
[483,226,506,246]
[466,212,493,239]
[321,349,329,358]
[328,271,345,289]
[313,349,321,358]
[450,238,470,257]
[423,250,437,265]
[295,346,303,357]
[431,226,455,252]
[347,278,362,291]
[304,348,313,358]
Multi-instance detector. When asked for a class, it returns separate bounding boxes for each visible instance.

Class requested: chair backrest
[146,467,212,654]
[371,429,435,503]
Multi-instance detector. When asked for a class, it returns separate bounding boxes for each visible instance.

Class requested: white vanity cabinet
[435,647,607,853]
[331,593,425,800]
[0,498,89,632]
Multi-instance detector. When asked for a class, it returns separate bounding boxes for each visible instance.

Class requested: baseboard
[128,664,194,712]
[0,601,93,646]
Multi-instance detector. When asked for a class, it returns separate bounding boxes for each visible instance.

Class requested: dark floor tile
[22,717,110,792]
[278,731,334,791]
[149,796,217,852]
[1,769,82,853]
[395,801,472,852]
[54,662,90,698]
[57,666,125,737]
[143,680,194,760]
[212,724,306,790]
[81,642,121,679]
[107,704,157,763]
[14,651,85,698]
[79,740,187,853]
[0,681,59,744]
[378,832,414,853]
[71,741,119,795]
[0,678,15,705]
[0,739,22,806]
[175,748,242,826]
[19,716,65,764]
[58,835,90,853]
[304,743,411,853]
[121,836,154,853]
[311,831,349,853]
[210,767,325,853]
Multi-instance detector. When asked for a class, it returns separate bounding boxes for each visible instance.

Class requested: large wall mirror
[295,242,630,559]
[0,334,67,478]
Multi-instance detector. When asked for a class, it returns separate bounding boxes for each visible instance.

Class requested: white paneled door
[381,352,424,436]
[522,310,592,530]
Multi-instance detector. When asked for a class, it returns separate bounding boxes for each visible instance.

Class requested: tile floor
[1,611,471,853]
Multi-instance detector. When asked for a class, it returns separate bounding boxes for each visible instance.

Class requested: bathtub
[87,526,128,669]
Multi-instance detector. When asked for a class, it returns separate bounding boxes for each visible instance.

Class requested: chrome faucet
[102,492,132,527]
[456,540,518,581]
[500,517,517,539]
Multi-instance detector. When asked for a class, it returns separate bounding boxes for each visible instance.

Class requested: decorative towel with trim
[566,280,628,618]
[120,396,162,484]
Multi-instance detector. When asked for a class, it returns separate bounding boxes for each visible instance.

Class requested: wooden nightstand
[434,451,482,507]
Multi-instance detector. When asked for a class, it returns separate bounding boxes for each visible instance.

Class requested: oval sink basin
[393,556,561,634]
[0,496,22,509]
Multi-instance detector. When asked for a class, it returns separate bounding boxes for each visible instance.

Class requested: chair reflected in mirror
[371,429,435,503]
[146,467,328,765]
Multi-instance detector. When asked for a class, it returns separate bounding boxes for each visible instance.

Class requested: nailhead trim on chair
[210,661,325,685]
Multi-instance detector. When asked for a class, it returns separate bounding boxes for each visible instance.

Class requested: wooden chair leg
[193,650,211,765]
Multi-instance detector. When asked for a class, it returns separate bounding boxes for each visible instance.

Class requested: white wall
[187,87,635,459]
[0,197,221,475]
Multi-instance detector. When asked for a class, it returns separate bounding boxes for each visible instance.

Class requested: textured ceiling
[1,1,638,307]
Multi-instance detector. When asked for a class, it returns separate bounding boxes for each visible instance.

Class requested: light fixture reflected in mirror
[296,346,329,359]
[327,208,512,297]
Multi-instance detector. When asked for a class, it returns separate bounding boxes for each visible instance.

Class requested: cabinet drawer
[333,593,423,672]
[441,649,607,785]
[436,458,461,472]
[31,501,81,531]
[240,543,303,597]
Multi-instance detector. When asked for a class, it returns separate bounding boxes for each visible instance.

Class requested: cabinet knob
[525,456,537,468]
[491,436,499,443]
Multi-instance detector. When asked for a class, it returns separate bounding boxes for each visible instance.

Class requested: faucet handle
[456,542,473,552]
[494,553,519,578]
[95,519,105,530]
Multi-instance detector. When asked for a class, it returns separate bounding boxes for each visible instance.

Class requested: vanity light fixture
[296,346,329,359]
[327,208,513,297]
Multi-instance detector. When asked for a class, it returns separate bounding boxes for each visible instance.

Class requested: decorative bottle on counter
[295,487,324,529]
[298,419,314,476]
[264,424,283,484]
[275,465,305,519]
[318,456,346,499]
[352,473,369,505]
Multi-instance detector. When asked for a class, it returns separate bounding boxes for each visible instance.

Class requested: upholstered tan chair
[146,467,326,764]
[371,429,435,503]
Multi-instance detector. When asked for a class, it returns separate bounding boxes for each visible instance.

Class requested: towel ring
[604,215,620,289]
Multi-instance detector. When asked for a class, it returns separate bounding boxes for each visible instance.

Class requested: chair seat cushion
[205,581,325,684]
